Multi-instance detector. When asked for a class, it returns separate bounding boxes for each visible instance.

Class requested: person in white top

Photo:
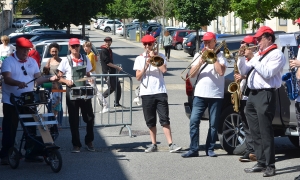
[235,36,258,163]
[133,35,181,153]
[0,35,15,61]
[239,26,286,177]
[57,38,95,153]
[181,32,227,158]
[0,37,58,165]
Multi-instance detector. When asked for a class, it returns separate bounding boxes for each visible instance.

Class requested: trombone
[181,40,230,81]
[141,39,164,88]
[229,45,260,55]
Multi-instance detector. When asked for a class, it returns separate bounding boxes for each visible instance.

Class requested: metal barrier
[0,73,134,137]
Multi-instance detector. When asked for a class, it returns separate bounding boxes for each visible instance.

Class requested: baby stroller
[8,87,62,173]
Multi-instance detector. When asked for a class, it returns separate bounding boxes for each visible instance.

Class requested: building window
[279,18,287,26]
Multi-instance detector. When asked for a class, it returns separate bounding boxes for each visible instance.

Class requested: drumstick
[26,75,42,85]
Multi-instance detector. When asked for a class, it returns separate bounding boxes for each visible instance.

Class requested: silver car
[12,19,30,28]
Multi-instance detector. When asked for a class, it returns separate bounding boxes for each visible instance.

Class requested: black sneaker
[114,104,122,108]
[239,153,251,162]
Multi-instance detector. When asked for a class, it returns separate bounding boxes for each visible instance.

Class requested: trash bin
[136,31,140,42]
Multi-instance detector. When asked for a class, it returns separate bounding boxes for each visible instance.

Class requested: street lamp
[0,1,6,36]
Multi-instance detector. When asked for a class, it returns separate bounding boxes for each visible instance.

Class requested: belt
[250,88,276,93]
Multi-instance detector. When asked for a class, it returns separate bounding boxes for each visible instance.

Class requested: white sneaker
[133,97,141,105]
[99,106,110,114]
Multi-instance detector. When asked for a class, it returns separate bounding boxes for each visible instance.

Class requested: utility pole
[0,1,6,36]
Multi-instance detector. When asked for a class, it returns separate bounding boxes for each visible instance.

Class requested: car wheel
[288,136,300,147]
[97,25,100,29]
[176,43,183,50]
[218,106,247,155]
[104,27,111,32]
[192,49,197,56]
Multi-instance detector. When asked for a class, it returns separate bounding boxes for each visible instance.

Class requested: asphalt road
[0,26,299,180]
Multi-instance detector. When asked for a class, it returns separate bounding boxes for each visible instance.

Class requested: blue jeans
[189,97,223,152]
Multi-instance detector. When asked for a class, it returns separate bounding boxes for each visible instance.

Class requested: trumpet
[229,45,260,55]
[181,40,230,81]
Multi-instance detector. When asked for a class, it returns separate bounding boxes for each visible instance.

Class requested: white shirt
[57,54,92,80]
[0,44,16,57]
[238,45,286,89]
[1,52,40,105]
[133,52,167,96]
[237,56,251,100]
[192,51,227,98]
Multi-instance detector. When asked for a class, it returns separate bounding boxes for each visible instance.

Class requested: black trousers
[164,46,172,59]
[245,90,276,166]
[66,87,94,147]
[240,100,255,154]
[0,104,36,158]
[103,75,121,104]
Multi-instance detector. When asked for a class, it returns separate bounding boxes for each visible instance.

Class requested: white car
[99,20,123,32]
[9,24,50,37]
[116,25,124,36]
[93,17,109,29]
[12,19,30,28]
[34,39,99,70]
[78,24,91,30]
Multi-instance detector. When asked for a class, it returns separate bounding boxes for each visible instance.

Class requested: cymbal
[75,77,94,82]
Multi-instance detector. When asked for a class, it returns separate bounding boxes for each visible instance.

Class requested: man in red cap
[181,32,227,158]
[234,35,258,163]
[0,37,58,165]
[133,35,182,153]
[99,36,123,112]
[238,26,286,177]
[57,38,95,153]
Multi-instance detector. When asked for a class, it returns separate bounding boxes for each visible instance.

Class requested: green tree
[28,0,109,38]
[174,0,231,52]
[231,0,285,30]
[282,0,300,20]
[128,0,154,41]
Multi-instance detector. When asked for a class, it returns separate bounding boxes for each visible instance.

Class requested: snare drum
[70,86,95,100]
[20,90,49,106]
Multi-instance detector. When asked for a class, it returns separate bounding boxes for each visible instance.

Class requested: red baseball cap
[141,35,156,43]
[295,18,300,24]
[69,38,80,45]
[202,32,216,41]
[241,35,257,45]
[16,37,33,48]
[254,26,274,37]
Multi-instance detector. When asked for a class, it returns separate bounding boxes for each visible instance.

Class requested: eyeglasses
[143,43,153,46]
[21,66,27,76]
[256,36,265,42]
[71,44,80,48]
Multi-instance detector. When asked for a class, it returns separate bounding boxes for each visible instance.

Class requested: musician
[235,35,257,162]
[57,38,95,153]
[133,35,182,153]
[0,37,58,165]
[100,37,122,109]
[238,26,286,177]
[181,32,227,158]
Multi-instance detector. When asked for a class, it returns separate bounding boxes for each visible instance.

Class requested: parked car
[100,20,123,32]
[0,34,36,46]
[93,17,108,29]
[12,19,30,28]
[145,23,161,35]
[29,29,66,34]
[35,39,99,70]
[23,19,42,27]
[9,25,50,37]
[30,34,90,44]
[78,24,91,30]
[150,26,161,38]
[171,30,195,50]
[116,25,124,36]
[183,32,300,155]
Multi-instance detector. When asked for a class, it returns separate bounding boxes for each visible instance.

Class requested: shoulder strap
[82,54,86,65]
[193,63,208,88]
[67,55,72,67]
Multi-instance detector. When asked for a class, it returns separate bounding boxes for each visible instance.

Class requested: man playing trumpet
[133,35,182,153]
[235,36,258,162]
[181,32,227,158]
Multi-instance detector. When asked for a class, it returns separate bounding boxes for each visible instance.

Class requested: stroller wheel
[8,147,20,169]
[43,156,51,165]
[48,149,62,173]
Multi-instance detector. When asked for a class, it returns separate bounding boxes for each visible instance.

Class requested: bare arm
[136,59,150,81]
[214,61,226,76]
[2,72,26,89]
[57,70,73,86]
[107,62,122,71]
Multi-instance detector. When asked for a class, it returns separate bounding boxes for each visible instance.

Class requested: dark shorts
[141,93,170,128]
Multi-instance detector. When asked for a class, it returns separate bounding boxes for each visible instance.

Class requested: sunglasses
[21,66,27,76]
[71,44,80,48]
[143,43,153,46]
[256,36,265,42]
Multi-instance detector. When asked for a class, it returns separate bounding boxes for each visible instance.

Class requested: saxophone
[282,45,299,100]
[228,55,240,112]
